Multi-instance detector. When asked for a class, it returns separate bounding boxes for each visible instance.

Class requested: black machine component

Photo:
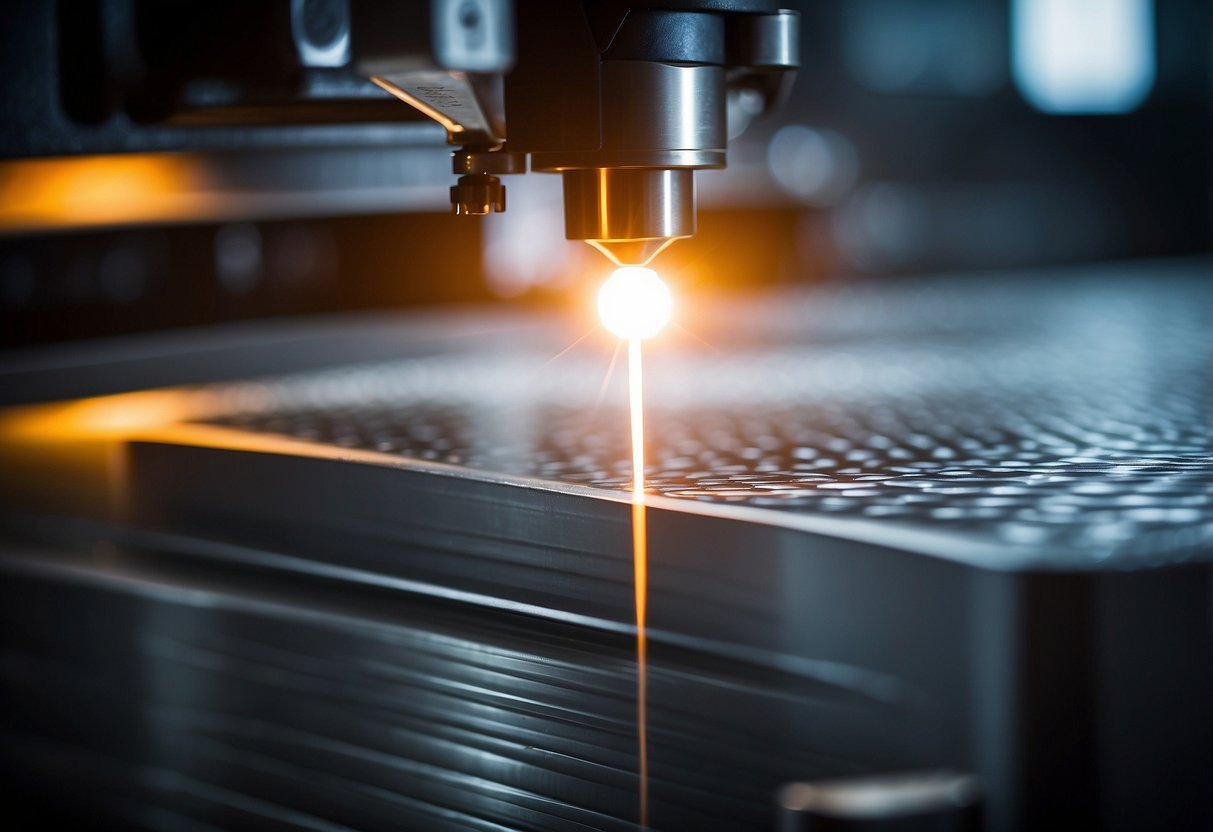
[4,0,1205,281]
[15,1,798,265]
[356,0,798,262]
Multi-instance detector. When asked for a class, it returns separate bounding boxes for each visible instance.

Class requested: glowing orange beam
[627,336,649,828]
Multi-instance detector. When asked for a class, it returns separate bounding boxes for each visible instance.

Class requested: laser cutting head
[536,30,728,268]
[365,2,799,268]
[532,8,800,268]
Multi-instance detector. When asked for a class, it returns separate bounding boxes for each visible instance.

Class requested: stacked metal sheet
[3,261,1211,830]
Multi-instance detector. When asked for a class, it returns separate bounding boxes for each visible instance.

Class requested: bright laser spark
[598,267,672,341]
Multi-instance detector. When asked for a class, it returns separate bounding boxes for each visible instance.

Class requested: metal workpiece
[197,264,1213,570]
[3,263,1212,831]
[562,168,694,264]
[776,772,982,831]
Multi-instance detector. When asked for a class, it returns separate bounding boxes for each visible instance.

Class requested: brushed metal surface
[202,263,1213,569]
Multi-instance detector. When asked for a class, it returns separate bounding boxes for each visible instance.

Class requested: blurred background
[0,0,1209,350]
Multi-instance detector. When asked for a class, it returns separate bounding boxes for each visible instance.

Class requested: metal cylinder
[562,168,694,264]
[527,36,726,262]
[600,61,725,159]
[532,62,726,172]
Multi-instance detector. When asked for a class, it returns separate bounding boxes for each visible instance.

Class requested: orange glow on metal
[0,154,203,233]
[627,336,650,828]
[0,389,214,522]
[1,390,206,442]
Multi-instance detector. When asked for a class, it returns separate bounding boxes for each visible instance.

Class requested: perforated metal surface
[206,263,1213,565]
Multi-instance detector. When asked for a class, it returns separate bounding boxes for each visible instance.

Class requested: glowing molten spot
[598,266,672,341]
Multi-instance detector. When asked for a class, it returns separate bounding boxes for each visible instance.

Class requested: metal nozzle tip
[450,174,506,216]
[587,238,680,267]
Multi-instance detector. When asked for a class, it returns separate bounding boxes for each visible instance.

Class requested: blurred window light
[844,0,1007,97]
[482,175,578,298]
[1012,0,1155,114]
[767,125,859,206]
[214,223,263,295]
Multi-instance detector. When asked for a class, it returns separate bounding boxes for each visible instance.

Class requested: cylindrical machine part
[562,168,694,265]
[599,61,725,164]
[532,61,726,171]
[730,10,800,70]
[538,60,722,264]
[521,8,793,263]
